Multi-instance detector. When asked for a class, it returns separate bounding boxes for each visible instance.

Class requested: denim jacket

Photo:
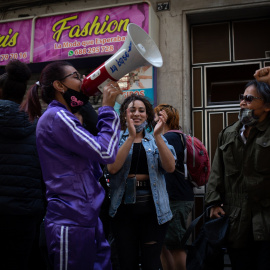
[109,129,176,225]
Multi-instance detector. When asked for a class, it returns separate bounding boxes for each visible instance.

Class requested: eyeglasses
[239,94,263,104]
[59,71,82,81]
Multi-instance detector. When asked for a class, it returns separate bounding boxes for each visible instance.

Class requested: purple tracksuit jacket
[36,100,120,270]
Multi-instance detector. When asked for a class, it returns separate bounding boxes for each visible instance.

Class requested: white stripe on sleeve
[57,109,120,159]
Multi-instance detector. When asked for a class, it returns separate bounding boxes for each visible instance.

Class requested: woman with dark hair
[21,60,122,270]
[205,80,270,270]
[0,60,46,270]
[154,104,194,270]
[107,94,176,270]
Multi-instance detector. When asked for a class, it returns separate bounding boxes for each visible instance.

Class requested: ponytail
[20,60,74,121]
[20,84,42,122]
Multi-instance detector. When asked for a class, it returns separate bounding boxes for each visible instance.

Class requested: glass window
[233,19,270,61]
[206,63,260,105]
[192,67,202,107]
[192,23,230,64]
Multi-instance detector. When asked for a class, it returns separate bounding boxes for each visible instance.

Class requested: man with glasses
[205,76,270,270]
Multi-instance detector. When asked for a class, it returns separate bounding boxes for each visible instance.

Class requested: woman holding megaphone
[21,60,122,270]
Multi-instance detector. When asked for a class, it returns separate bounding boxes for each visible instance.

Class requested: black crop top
[129,142,149,174]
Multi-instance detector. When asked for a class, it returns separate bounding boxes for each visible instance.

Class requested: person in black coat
[0,60,46,270]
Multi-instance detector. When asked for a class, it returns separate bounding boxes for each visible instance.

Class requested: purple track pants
[45,218,112,270]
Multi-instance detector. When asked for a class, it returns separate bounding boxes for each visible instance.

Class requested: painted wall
[1,0,270,132]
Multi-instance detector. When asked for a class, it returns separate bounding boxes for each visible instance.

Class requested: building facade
[1,0,270,190]
[1,0,270,159]
[1,1,269,253]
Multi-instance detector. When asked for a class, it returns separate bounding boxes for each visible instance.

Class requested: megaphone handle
[98,79,124,104]
[97,79,114,92]
[116,93,125,104]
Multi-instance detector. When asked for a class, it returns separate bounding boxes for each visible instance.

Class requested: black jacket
[0,100,45,216]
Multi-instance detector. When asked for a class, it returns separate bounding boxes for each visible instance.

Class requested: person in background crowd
[107,94,176,270]
[0,60,46,270]
[21,60,122,270]
[205,79,270,270]
[154,104,194,270]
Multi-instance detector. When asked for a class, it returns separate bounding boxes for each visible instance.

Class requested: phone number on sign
[0,52,28,62]
[68,45,114,57]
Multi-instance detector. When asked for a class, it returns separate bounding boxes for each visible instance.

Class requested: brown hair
[154,104,181,130]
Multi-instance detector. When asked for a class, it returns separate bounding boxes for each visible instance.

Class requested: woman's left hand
[154,110,167,136]
[153,110,175,173]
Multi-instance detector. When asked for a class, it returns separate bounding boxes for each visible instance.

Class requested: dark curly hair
[119,94,155,131]
[0,59,31,103]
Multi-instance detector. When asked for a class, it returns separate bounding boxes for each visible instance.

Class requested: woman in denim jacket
[108,94,176,270]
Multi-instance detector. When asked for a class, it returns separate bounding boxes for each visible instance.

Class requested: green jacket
[205,117,270,248]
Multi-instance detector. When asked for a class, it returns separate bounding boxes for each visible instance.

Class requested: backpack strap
[181,134,188,179]
[191,136,195,167]
[166,130,188,179]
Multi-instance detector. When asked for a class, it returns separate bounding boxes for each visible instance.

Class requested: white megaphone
[81,23,163,104]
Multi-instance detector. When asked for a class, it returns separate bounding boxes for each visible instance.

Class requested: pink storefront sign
[0,19,32,66]
[33,3,149,63]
